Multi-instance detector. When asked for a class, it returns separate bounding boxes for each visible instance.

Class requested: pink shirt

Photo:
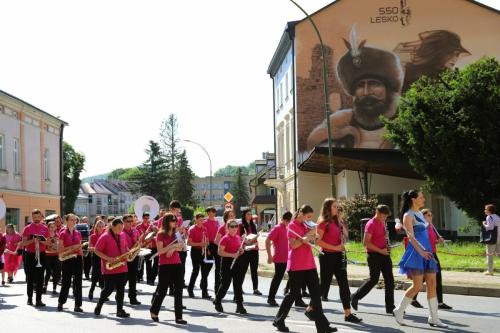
[177,216,184,227]
[123,227,140,249]
[287,220,316,271]
[59,229,83,256]
[5,233,22,252]
[317,221,342,253]
[89,231,104,247]
[428,225,437,253]
[136,221,157,248]
[22,222,49,253]
[364,218,387,253]
[95,231,128,275]
[219,234,241,254]
[157,232,181,265]
[267,223,288,263]
[217,224,227,238]
[188,224,207,246]
[204,219,219,243]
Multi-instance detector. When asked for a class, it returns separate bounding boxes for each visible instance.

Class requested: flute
[150,238,178,260]
[288,227,323,256]
[431,224,451,252]
[230,234,246,270]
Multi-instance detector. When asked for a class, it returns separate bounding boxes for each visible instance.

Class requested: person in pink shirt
[187,213,212,299]
[88,219,105,300]
[350,204,394,315]
[0,230,5,285]
[239,209,262,295]
[3,224,22,284]
[213,209,234,293]
[213,219,247,315]
[204,207,219,293]
[150,213,187,324]
[266,211,292,306]
[169,200,187,291]
[19,209,50,307]
[93,217,130,318]
[57,213,84,312]
[123,214,141,305]
[273,205,336,333]
[43,222,61,295]
[136,212,157,285]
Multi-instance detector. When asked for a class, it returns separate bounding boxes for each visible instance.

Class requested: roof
[298,146,424,179]
[252,195,276,205]
[0,89,68,126]
[267,21,297,77]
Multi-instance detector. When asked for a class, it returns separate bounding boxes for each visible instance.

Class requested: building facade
[249,152,277,229]
[193,175,252,210]
[268,0,500,237]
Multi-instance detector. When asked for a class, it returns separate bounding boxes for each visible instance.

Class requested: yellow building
[0,90,67,230]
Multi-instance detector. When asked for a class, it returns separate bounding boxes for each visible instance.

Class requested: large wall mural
[295,0,500,162]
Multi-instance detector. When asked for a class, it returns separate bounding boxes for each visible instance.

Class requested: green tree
[159,114,180,172]
[214,165,250,177]
[340,195,378,241]
[63,142,85,214]
[230,167,250,214]
[172,150,195,205]
[130,140,170,207]
[108,167,140,181]
[385,57,500,221]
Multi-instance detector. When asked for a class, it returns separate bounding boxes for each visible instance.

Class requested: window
[285,73,289,98]
[0,134,4,169]
[270,188,276,196]
[13,138,20,175]
[6,208,20,228]
[280,82,283,107]
[44,149,50,180]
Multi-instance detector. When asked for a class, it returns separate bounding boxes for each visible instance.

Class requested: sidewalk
[256,238,500,298]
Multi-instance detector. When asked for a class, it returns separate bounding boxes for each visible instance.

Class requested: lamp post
[288,0,336,196]
[182,139,213,206]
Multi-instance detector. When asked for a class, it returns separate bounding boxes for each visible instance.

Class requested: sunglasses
[228,225,238,229]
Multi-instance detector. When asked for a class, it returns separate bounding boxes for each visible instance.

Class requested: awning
[298,146,424,180]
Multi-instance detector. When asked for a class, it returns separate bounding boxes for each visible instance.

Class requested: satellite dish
[0,198,6,220]
[134,196,160,220]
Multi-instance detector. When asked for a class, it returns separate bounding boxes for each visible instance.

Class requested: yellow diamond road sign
[224,192,233,202]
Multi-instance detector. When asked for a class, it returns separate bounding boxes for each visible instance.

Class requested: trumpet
[288,226,324,256]
[31,234,46,268]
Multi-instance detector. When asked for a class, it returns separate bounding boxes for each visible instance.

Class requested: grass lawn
[344,242,496,271]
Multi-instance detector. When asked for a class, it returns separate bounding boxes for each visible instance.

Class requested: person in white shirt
[482,204,500,276]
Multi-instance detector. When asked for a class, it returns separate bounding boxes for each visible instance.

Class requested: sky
[1,0,499,178]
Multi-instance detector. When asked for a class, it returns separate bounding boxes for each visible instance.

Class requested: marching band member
[123,214,141,305]
[3,224,22,283]
[81,216,92,280]
[394,190,447,328]
[54,215,64,235]
[316,198,361,323]
[150,213,187,324]
[19,209,49,307]
[350,205,394,315]
[239,209,262,296]
[93,217,130,318]
[214,210,235,293]
[187,213,212,299]
[89,219,106,300]
[204,207,219,295]
[170,200,187,290]
[0,230,5,285]
[135,212,157,285]
[44,221,61,294]
[273,205,336,333]
[266,211,292,307]
[57,214,83,312]
[213,219,247,315]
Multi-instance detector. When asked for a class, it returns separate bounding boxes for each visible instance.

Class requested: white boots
[393,296,412,326]
[428,297,448,328]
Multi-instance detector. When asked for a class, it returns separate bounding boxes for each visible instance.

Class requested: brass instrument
[31,234,46,267]
[46,236,59,255]
[202,233,215,264]
[82,241,90,257]
[59,244,81,261]
[106,246,139,270]
[126,242,142,262]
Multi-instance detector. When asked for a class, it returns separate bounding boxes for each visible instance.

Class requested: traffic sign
[224,202,234,211]
[224,192,234,202]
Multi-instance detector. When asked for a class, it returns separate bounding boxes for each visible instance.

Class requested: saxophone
[106,246,140,270]
[126,242,142,262]
[59,244,80,262]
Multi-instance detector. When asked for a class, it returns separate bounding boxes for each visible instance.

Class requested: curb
[256,269,500,298]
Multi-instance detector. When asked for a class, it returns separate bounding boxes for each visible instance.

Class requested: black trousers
[83,252,92,279]
[209,243,221,292]
[170,250,187,291]
[58,256,83,307]
[98,273,128,310]
[215,257,244,304]
[413,252,444,303]
[268,262,287,300]
[188,248,212,293]
[145,248,159,283]
[352,252,394,312]
[90,254,103,293]
[44,255,61,290]
[240,250,259,290]
[25,252,45,302]
[150,264,184,319]
[127,257,139,300]
[319,252,351,309]
[275,269,330,332]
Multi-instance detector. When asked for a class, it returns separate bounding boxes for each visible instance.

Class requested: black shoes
[305,310,315,321]
[214,300,224,313]
[176,319,187,325]
[88,291,93,301]
[202,292,212,300]
[57,304,63,311]
[168,289,175,296]
[411,300,424,308]
[253,289,262,296]
[236,304,247,315]
[439,303,453,310]
[74,307,83,313]
[150,312,159,322]
[35,301,46,307]
[350,294,358,311]
[302,290,310,297]
[345,313,362,323]
[129,299,141,305]
[267,299,279,307]
[273,321,290,332]
[94,303,103,316]
[319,327,338,333]
[116,309,130,318]
[188,289,195,298]
[295,298,307,308]
[321,296,329,302]
[27,299,33,306]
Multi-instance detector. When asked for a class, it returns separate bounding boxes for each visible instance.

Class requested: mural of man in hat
[307,27,403,149]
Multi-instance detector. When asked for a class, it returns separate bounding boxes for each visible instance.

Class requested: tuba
[134,196,160,221]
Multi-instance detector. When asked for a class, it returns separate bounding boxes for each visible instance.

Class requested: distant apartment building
[0,90,67,230]
[249,152,277,229]
[193,175,251,210]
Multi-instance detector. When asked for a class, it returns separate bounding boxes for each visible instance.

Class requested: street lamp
[182,139,213,206]
[288,0,336,196]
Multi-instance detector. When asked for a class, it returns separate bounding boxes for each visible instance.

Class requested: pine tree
[172,150,195,205]
[159,114,180,199]
[230,167,250,214]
